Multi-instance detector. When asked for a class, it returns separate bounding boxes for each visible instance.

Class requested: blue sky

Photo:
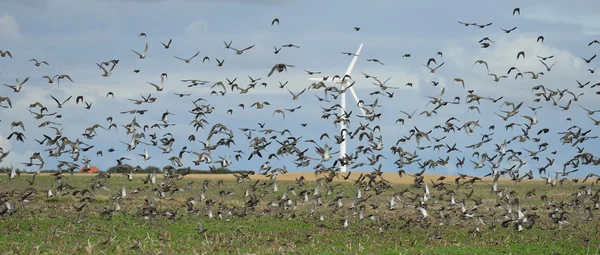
[1,0,600,178]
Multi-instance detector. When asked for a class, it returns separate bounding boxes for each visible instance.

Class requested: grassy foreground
[0,174,599,254]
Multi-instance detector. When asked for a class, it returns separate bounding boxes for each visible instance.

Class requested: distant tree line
[104,165,247,174]
[0,166,248,174]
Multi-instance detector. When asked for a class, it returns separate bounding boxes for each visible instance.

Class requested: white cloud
[0,133,28,169]
[523,3,600,30]
[439,33,593,105]
[184,19,209,36]
[0,134,12,152]
[0,15,22,42]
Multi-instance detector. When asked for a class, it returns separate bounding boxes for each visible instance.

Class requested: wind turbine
[308,43,365,173]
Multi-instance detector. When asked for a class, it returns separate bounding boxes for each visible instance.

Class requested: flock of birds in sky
[0,6,600,238]
[1,7,600,182]
[0,5,599,179]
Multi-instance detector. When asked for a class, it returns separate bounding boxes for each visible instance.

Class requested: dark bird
[513,8,520,15]
[367,59,384,65]
[582,54,596,63]
[501,27,517,33]
[268,64,294,77]
[161,39,172,49]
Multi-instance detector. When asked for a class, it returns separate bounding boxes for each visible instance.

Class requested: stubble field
[0,173,599,255]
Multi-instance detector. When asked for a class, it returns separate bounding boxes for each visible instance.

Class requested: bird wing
[189,51,200,60]
[50,95,61,106]
[268,65,277,77]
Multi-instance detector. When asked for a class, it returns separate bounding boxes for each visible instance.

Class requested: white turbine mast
[308,43,365,173]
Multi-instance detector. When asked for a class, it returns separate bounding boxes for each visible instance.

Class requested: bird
[367,59,384,65]
[0,96,12,108]
[488,73,508,82]
[288,88,307,100]
[501,27,517,33]
[282,44,300,48]
[97,63,116,77]
[3,76,30,92]
[539,60,557,71]
[229,45,255,55]
[458,21,476,26]
[304,70,322,75]
[30,59,49,66]
[50,95,72,108]
[536,55,554,61]
[472,60,489,72]
[268,64,294,77]
[174,51,201,63]
[453,78,465,88]
[132,43,149,59]
[582,54,596,63]
[0,50,12,58]
[271,18,279,26]
[422,62,445,73]
[161,39,173,49]
[537,36,544,43]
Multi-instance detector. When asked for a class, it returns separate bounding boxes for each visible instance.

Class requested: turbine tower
[308,43,365,173]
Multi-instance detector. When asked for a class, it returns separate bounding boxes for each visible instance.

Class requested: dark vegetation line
[0,166,247,174]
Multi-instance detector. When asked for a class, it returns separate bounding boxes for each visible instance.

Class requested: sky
[1,0,600,178]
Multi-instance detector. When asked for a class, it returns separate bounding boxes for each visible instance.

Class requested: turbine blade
[345,43,363,76]
[348,86,367,116]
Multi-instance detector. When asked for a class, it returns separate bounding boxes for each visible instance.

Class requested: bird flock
[1,6,600,242]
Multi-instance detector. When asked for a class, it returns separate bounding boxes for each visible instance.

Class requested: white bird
[121,183,127,199]
[97,63,116,77]
[3,76,30,93]
[139,149,151,161]
[522,111,538,126]
[417,207,429,220]
[8,166,17,181]
[423,182,430,203]
[132,42,148,59]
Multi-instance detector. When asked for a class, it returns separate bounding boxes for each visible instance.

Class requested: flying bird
[30,59,49,66]
[132,43,149,59]
[229,45,255,55]
[161,39,172,49]
[174,51,201,63]
[582,54,596,63]
[513,8,520,15]
[268,64,294,77]
[537,36,544,43]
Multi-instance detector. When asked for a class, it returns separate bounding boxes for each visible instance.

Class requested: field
[1,172,599,255]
